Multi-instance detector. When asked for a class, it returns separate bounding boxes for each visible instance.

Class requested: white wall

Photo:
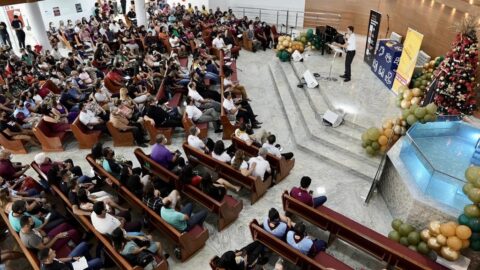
[37,0,96,29]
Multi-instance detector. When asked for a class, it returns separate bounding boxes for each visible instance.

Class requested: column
[24,1,51,51]
[134,0,147,27]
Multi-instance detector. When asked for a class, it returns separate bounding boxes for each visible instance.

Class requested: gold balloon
[440,246,459,261]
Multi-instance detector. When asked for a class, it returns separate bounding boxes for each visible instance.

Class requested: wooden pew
[218,51,240,140]
[32,119,70,152]
[0,132,27,154]
[106,121,135,147]
[231,136,294,182]
[0,211,41,270]
[104,76,122,95]
[50,184,168,270]
[86,155,209,262]
[242,31,253,51]
[249,219,352,270]
[281,192,448,270]
[134,148,243,231]
[181,112,208,140]
[40,80,61,94]
[183,143,271,204]
[70,117,102,149]
[143,120,173,145]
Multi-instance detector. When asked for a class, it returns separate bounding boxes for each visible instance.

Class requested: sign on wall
[392,28,424,94]
[75,3,83,13]
[364,10,382,67]
[53,7,61,16]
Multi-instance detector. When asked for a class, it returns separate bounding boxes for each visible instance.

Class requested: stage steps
[269,60,379,181]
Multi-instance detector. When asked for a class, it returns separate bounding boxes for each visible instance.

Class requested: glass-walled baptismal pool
[400,121,480,211]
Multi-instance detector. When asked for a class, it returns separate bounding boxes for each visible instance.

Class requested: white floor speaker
[323,110,344,127]
[303,70,319,88]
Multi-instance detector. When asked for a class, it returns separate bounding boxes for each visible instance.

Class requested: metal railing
[230,6,341,30]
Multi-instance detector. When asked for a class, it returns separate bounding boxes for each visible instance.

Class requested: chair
[32,119,70,152]
[0,132,27,154]
[106,121,135,147]
[71,117,102,149]
[143,120,173,145]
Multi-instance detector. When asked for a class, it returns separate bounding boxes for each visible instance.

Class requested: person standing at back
[336,26,356,82]
[11,15,26,49]
[0,21,11,48]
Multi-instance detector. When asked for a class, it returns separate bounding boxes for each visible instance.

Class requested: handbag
[136,250,155,267]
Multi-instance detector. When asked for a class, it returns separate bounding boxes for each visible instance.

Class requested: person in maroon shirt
[0,150,30,181]
[289,176,327,208]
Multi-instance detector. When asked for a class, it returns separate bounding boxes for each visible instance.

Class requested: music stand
[319,44,343,81]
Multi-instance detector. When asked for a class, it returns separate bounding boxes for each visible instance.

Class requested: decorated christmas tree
[433,17,479,115]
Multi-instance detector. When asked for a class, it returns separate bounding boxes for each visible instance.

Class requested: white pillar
[24,2,51,51]
[134,0,147,27]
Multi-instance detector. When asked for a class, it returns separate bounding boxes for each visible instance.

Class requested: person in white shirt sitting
[91,201,142,236]
[187,126,215,153]
[188,82,220,112]
[212,140,235,163]
[248,147,271,181]
[185,96,222,133]
[234,123,269,147]
[212,33,232,57]
[262,134,294,160]
[223,91,260,128]
[78,102,105,132]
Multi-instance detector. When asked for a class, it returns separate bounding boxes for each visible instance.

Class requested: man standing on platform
[336,26,356,82]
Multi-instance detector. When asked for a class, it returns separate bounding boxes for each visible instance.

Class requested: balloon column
[361,103,438,156]
[275,36,304,62]
[421,220,472,261]
[388,219,431,255]
[459,166,480,251]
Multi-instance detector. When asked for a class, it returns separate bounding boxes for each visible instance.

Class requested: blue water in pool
[399,121,480,211]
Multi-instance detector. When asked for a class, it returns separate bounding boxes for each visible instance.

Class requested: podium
[371,40,403,89]
[322,43,344,81]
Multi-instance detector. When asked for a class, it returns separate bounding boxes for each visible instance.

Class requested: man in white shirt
[212,33,232,50]
[187,126,207,151]
[185,96,222,133]
[262,134,294,160]
[335,26,356,82]
[188,82,220,112]
[78,102,103,130]
[223,91,260,128]
[91,201,142,235]
[248,147,271,181]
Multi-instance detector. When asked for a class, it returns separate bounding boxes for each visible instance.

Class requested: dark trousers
[129,123,146,145]
[120,0,127,14]
[181,203,208,231]
[16,30,25,49]
[344,50,355,79]
[237,100,256,124]
[313,196,327,208]
[1,34,11,47]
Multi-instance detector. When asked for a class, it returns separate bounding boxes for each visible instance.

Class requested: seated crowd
[0,1,317,269]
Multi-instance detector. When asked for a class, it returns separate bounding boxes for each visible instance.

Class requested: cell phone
[45,213,51,220]
[92,179,97,184]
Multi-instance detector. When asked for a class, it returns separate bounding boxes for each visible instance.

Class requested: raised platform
[269,54,401,181]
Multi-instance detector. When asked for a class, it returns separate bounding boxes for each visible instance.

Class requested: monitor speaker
[322,110,344,127]
[303,70,318,89]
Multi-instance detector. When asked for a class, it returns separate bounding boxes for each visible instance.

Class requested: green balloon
[367,128,380,141]
[417,242,430,255]
[392,219,403,231]
[388,230,401,242]
[463,183,475,195]
[465,204,480,218]
[362,141,369,148]
[459,214,471,226]
[366,146,375,155]
[473,178,480,189]
[406,114,418,126]
[471,232,480,241]
[414,107,427,119]
[371,142,380,150]
[399,223,414,236]
[469,218,480,232]
[471,239,480,251]
[423,114,434,122]
[402,109,411,119]
[361,132,369,143]
[426,103,438,114]
[407,231,421,245]
[399,237,409,246]
[466,166,480,183]
[468,188,480,203]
